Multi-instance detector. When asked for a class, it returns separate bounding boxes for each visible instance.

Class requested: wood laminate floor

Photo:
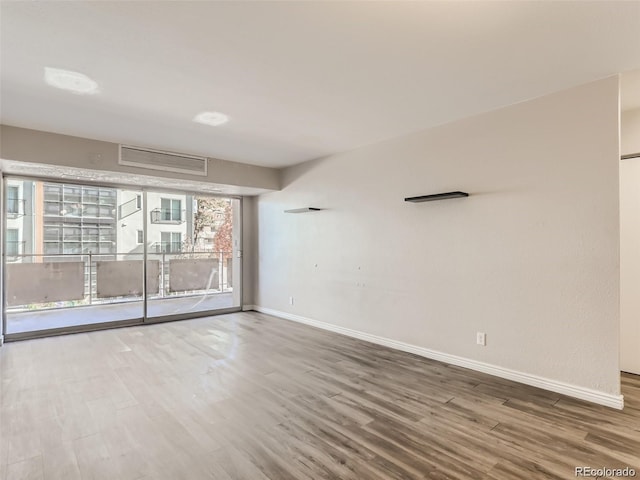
[1,311,638,479]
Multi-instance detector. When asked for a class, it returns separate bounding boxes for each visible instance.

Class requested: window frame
[160,198,182,222]
[6,228,20,256]
[7,186,20,214]
[160,231,182,252]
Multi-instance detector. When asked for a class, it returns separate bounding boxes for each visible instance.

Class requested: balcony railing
[150,208,185,224]
[118,197,141,219]
[5,251,233,310]
[152,241,182,253]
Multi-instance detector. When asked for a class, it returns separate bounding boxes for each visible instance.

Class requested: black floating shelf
[284,207,322,213]
[405,191,469,203]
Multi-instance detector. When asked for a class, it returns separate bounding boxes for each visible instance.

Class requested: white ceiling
[1,1,639,168]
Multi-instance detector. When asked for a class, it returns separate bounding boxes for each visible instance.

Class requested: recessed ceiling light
[193,111,229,127]
[44,67,99,95]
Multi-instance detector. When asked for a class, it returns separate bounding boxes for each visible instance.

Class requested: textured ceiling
[2,1,640,168]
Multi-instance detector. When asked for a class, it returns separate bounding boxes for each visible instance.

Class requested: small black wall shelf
[404,191,469,203]
[284,207,322,213]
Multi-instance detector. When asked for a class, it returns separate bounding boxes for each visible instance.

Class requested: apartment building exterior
[5,179,35,262]
[116,190,195,257]
[5,180,221,263]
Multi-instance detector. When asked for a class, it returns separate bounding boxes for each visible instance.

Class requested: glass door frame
[142,190,243,324]
[1,174,243,341]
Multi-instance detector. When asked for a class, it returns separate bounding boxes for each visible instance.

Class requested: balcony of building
[150,208,186,224]
[118,195,142,219]
[4,251,235,335]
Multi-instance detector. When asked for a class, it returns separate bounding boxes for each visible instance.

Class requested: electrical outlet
[476,332,486,346]
[289,296,294,305]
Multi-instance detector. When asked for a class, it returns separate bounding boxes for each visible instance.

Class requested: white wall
[255,77,622,403]
[116,190,145,256]
[620,107,640,375]
[622,108,640,156]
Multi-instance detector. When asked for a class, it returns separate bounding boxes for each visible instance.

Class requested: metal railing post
[220,251,224,291]
[88,252,93,305]
[161,252,166,297]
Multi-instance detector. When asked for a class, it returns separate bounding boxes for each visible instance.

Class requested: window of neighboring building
[6,229,19,256]
[161,232,181,253]
[160,198,181,222]
[136,194,142,209]
[7,186,20,214]
[42,182,117,259]
[137,230,144,244]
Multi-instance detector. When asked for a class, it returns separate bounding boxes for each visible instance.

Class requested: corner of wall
[0,170,3,343]
[241,195,258,307]
[621,107,640,156]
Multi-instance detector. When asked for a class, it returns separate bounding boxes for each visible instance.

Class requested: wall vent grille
[119,145,208,177]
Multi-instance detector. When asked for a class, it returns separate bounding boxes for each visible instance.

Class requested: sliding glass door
[3,176,242,339]
[144,192,241,320]
[3,179,144,336]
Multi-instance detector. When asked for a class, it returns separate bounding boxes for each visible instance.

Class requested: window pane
[6,229,19,256]
[98,206,110,217]
[83,242,98,253]
[64,202,83,216]
[172,200,181,221]
[63,242,82,254]
[7,187,19,213]
[172,233,181,252]
[84,205,98,216]
[100,226,114,242]
[44,243,61,254]
[45,202,61,215]
[64,227,81,241]
[44,227,61,241]
[63,186,81,202]
[99,244,112,254]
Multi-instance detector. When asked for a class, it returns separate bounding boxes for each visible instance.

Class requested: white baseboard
[253,306,624,410]
[242,305,255,312]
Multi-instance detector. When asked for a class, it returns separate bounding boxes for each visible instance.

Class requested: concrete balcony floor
[6,292,235,334]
